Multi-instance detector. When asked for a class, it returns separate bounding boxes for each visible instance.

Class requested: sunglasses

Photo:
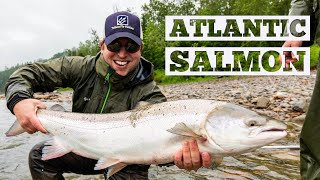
[107,41,140,53]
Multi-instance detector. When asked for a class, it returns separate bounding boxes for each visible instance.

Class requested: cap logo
[105,12,142,45]
[117,15,128,25]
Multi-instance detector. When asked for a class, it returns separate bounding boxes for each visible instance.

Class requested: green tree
[65,29,100,56]
[142,0,198,69]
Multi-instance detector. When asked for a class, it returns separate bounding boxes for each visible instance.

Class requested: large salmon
[6,99,287,178]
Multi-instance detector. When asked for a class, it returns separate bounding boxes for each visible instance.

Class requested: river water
[0,99,300,180]
[0,99,45,179]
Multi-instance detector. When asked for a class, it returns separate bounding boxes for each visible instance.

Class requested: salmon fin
[106,163,127,178]
[211,155,223,168]
[41,137,71,160]
[167,122,205,140]
[5,120,25,137]
[50,104,66,112]
[94,158,121,170]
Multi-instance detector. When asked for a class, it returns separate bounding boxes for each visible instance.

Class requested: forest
[0,0,319,93]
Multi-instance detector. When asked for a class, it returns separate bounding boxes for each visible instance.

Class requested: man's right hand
[280,40,303,68]
[13,99,48,134]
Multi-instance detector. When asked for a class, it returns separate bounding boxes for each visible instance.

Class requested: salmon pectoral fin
[94,158,122,170]
[167,122,206,141]
[5,120,26,137]
[41,137,71,160]
[106,163,127,178]
[94,158,127,178]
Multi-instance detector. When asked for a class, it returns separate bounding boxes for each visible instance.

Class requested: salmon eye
[248,121,257,127]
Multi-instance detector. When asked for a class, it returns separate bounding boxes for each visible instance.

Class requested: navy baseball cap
[104,11,142,46]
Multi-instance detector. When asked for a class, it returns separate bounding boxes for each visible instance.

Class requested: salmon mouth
[262,127,286,132]
[249,125,287,138]
[259,127,287,139]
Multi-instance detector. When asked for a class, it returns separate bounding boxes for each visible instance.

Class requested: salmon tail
[5,120,26,137]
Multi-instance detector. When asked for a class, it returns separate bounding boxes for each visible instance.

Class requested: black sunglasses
[107,42,140,53]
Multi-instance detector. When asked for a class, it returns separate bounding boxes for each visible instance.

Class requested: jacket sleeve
[140,81,167,104]
[128,80,166,109]
[5,56,88,113]
[289,0,314,15]
[289,0,318,46]
[139,81,167,104]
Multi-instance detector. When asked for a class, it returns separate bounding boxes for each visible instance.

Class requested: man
[282,0,320,179]
[5,11,211,179]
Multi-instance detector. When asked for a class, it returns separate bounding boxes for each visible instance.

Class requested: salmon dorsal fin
[167,122,206,141]
[50,104,66,111]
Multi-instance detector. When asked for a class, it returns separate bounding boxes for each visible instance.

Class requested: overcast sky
[0,0,149,71]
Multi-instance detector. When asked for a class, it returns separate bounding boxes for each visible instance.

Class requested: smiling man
[5,11,211,179]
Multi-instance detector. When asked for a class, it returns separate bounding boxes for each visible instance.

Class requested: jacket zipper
[100,72,113,113]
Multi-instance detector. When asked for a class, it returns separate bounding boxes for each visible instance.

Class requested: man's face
[101,37,141,76]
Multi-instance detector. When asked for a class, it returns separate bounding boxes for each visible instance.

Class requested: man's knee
[28,142,64,180]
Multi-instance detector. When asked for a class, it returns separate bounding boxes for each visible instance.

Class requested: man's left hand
[174,139,212,171]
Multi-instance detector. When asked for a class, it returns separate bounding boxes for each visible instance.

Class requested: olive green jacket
[5,53,166,114]
[289,0,320,45]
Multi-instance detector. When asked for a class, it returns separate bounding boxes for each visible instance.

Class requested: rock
[243,92,252,100]
[256,97,270,108]
[301,91,310,97]
[273,92,288,100]
[251,98,258,104]
[33,94,51,99]
[280,103,290,108]
[292,98,310,112]
[273,107,282,112]
[292,114,306,122]
[231,91,242,99]
[271,152,299,161]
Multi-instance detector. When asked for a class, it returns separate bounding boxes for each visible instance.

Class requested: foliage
[55,87,73,92]
[141,0,293,72]
[142,0,197,69]
[51,52,67,59]
[311,44,320,68]
[0,64,28,93]
[140,0,301,82]
[154,69,215,84]
[294,44,320,69]
[64,29,100,56]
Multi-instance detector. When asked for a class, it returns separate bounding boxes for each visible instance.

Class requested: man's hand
[13,99,47,134]
[174,139,211,171]
[280,40,303,68]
